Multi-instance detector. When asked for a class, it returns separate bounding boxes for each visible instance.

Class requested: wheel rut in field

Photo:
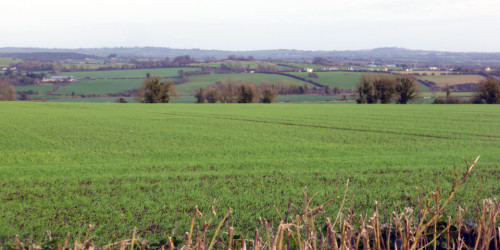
[161,112,465,140]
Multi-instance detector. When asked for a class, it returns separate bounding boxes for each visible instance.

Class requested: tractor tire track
[161,112,452,139]
[161,112,500,141]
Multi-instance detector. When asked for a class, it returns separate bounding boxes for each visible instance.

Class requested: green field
[175,73,312,95]
[61,63,135,70]
[60,67,199,79]
[0,103,499,244]
[275,62,325,70]
[15,85,56,95]
[0,57,23,67]
[290,72,363,89]
[56,79,143,95]
[48,97,136,103]
[417,74,486,87]
[290,72,430,90]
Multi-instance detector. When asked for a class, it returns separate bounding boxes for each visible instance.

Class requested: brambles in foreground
[3,157,499,249]
[136,76,177,103]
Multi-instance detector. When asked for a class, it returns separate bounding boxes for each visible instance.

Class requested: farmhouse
[305,68,313,73]
[428,67,439,71]
[485,67,491,72]
[40,75,75,84]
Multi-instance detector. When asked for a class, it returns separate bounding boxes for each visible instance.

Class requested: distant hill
[1,47,500,64]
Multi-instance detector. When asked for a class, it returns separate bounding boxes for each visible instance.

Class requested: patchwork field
[0,103,499,244]
[60,67,199,79]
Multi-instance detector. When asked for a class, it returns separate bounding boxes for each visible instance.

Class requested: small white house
[428,67,438,71]
[485,67,491,72]
[305,68,313,73]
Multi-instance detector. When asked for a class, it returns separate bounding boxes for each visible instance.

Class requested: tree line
[356,74,419,104]
[194,80,277,103]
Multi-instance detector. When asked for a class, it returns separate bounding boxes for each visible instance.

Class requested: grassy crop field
[1,103,499,245]
[175,73,313,95]
[56,79,143,95]
[60,67,199,79]
[417,74,486,87]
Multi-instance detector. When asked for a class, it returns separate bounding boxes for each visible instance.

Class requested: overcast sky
[1,0,499,52]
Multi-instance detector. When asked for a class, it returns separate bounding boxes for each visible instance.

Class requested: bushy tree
[476,77,500,104]
[356,74,377,103]
[324,85,331,95]
[136,76,177,103]
[236,82,257,103]
[219,80,236,103]
[205,89,220,103]
[115,97,128,103]
[394,76,419,104]
[194,87,206,103]
[357,74,418,104]
[0,80,17,101]
[373,77,395,104]
[260,87,277,103]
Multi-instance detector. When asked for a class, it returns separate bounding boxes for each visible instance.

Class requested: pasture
[0,103,499,244]
[56,79,143,95]
[290,72,363,89]
[417,74,486,87]
[291,72,431,91]
[15,85,57,95]
[59,67,199,79]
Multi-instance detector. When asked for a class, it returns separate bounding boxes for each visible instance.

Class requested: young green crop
[0,103,498,245]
